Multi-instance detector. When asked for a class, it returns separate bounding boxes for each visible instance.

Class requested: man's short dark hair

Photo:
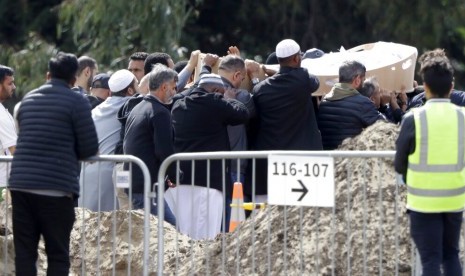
[174,60,188,73]
[218,55,245,72]
[144,52,172,75]
[129,52,149,62]
[360,77,378,98]
[77,56,97,76]
[265,52,278,65]
[419,49,454,97]
[49,52,79,83]
[0,65,14,83]
[339,60,366,83]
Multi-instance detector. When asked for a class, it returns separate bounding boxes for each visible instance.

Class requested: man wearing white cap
[79,69,137,211]
[251,38,322,199]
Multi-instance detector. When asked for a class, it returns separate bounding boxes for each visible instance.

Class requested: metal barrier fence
[155,150,451,276]
[0,151,464,275]
[0,155,152,276]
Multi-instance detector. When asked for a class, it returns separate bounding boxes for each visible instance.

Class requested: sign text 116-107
[272,162,329,178]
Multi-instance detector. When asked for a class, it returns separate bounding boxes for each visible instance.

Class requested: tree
[58,0,194,69]
[180,0,465,88]
[0,34,57,111]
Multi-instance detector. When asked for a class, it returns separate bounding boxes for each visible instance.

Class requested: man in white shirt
[0,65,17,187]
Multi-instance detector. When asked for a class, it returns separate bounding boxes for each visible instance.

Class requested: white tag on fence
[116,170,130,188]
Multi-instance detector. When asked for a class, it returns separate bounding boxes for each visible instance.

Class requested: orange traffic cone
[229,182,246,232]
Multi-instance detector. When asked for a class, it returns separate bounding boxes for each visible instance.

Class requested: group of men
[1,38,464,275]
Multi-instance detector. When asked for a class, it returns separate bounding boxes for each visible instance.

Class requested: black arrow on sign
[292,180,308,201]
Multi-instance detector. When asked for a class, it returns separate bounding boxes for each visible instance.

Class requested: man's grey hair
[339,60,366,83]
[148,64,178,91]
[360,77,379,98]
[218,55,245,72]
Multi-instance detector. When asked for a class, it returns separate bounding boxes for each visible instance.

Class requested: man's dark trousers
[11,190,75,276]
[409,210,463,276]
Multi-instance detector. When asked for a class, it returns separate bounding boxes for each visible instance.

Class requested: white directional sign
[268,154,335,207]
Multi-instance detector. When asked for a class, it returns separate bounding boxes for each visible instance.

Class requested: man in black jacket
[9,52,98,275]
[123,64,178,226]
[169,73,249,238]
[251,39,322,197]
[172,74,249,194]
[317,60,384,149]
[408,88,465,109]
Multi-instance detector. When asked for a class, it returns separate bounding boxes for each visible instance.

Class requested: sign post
[268,154,335,207]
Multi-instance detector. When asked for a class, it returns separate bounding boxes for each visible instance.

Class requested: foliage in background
[0,34,57,111]
[58,0,193,69]
[181,0,465,88]
[1,0,465,106]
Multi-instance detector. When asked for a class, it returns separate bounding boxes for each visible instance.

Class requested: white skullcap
[275,39,301,58]
[198,73,225,86]
[108,69,135,92]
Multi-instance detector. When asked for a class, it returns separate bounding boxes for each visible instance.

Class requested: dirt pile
[0,206,208,275]
[166,120,412,275]
[1,121,413,275]
[68,209,205,275]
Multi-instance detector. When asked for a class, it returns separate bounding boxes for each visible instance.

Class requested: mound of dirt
[1,121,417,275]
[166,120,412,275]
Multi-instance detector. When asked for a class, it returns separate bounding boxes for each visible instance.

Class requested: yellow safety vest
[407,101,465,212]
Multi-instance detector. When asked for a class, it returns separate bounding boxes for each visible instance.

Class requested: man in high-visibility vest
[395,49,465,276]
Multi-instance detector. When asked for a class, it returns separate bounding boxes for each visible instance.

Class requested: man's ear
[293,54,300,64]
[161,82,168,92]
[232,71,240,82]
[424,83,432,100]
[46,72,51,81]
[446,81,454,98]
[369,95,376,104]
[353,76,361,89]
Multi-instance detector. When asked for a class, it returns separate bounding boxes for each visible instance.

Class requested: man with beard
[123,64,179,226]
[72,55,98,94]
[317,60,384,150]
[0,65,17,188]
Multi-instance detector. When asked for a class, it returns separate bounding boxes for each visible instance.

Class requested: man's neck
[75,79,88,91]
[150,92,165,104]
